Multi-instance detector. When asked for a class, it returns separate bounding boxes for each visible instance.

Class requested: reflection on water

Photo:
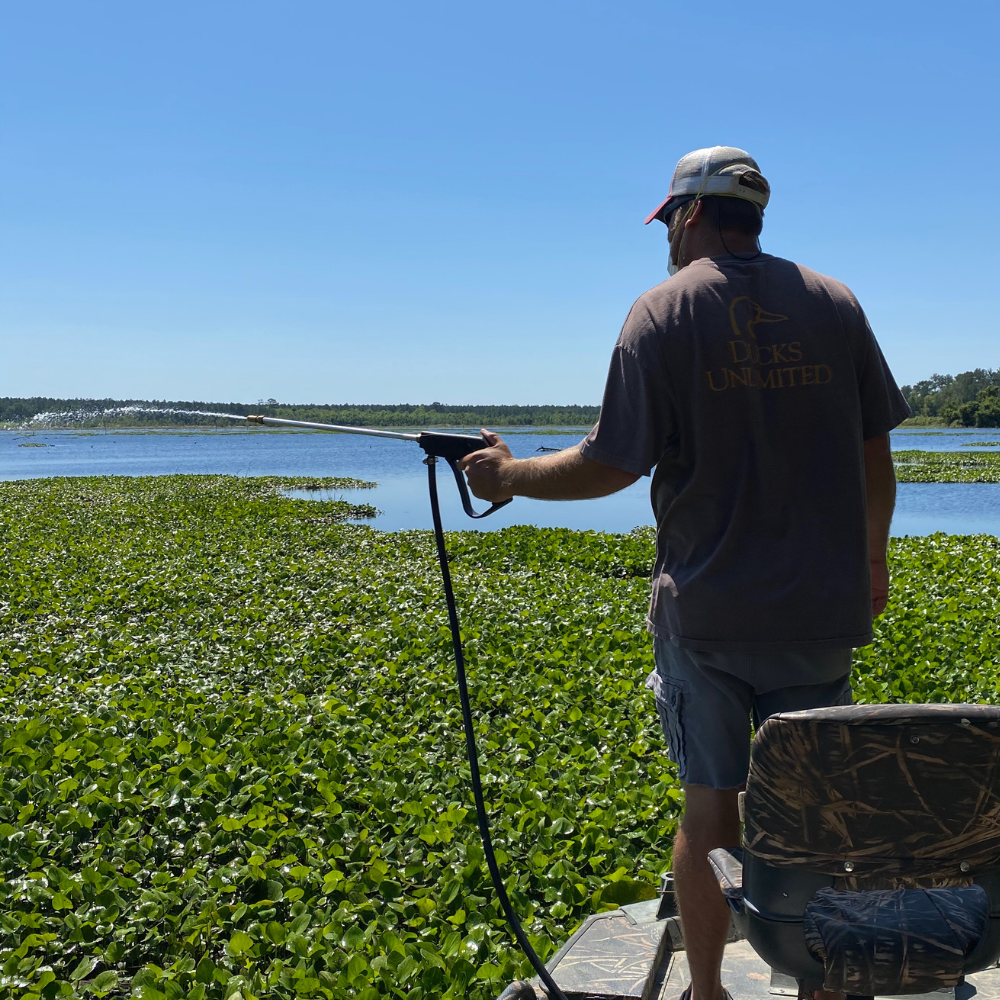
[4,426,1000,536]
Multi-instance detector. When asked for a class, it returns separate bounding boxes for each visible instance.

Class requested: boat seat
[708,703,1000,995]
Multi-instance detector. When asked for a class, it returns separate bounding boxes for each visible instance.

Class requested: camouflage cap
[645,145,770,225]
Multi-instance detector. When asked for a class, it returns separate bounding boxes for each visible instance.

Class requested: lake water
[4,426,1000,536]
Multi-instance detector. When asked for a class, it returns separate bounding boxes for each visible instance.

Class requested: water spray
[21,406,247,429]
[244,413,566,1000]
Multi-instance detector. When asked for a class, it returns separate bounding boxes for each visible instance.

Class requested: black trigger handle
[417,431,514,520]
[445,457,513,519]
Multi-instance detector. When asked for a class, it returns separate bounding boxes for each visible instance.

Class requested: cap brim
[643,195,694,226]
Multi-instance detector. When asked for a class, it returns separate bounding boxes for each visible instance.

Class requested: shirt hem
[646,618,873,651]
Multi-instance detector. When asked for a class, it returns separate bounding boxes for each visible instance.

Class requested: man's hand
[871,557,890,616]
[460,430,517,503]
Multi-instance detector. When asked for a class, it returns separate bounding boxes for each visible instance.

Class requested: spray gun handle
[417,432,514,520]
[445,458,513,519]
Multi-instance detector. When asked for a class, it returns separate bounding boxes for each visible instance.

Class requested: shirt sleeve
[579,335,675,478]
[853,313,912,440]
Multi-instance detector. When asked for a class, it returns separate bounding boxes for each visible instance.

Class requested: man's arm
[461,430,639,502]
[864,433,896,616]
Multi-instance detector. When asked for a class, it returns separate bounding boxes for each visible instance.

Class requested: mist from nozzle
[19,407,251,430]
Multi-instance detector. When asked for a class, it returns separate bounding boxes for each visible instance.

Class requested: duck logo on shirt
[729,296,788,339]
[704,296,833,391]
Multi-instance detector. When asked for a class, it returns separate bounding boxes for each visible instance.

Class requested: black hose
[426,458,568,1000]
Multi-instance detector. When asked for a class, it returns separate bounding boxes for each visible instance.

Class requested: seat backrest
[743,704,1000,879]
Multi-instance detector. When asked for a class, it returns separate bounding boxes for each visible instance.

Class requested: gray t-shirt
[580,253,910,652]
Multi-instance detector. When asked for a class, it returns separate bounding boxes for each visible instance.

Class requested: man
[462,146,909,1000]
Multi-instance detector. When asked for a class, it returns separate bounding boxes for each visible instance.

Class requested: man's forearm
[461,432,640,503]
[864,434,896,561]
[503,446,639,500]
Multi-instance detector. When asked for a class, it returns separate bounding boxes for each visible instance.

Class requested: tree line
[900,369,1000,427]
[2,397,600,428]
[9,371,999,429]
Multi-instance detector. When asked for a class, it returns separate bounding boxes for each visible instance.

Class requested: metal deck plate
[519,903,1000,1000]
[539,901,675,1000]
[659,939,775,1000]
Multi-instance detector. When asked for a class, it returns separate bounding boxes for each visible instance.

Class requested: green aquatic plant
[0,476,997,998]
[894,450,1000,482]
[854,532,1000,705]
[0,477,664,999]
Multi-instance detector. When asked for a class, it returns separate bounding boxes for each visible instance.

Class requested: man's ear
[684,199,704,229]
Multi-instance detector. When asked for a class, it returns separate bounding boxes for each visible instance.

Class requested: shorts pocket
[654,678,687,775]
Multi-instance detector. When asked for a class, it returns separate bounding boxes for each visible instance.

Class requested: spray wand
[246,414,567,1000]
[246,414,511,518]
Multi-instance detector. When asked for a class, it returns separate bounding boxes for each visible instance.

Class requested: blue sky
[2,0,997,405]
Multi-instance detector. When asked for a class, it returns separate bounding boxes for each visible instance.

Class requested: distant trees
[900,369,1000,427]
[1,398,601,429]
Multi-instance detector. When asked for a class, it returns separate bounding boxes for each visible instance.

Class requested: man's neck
[684,230,759,264]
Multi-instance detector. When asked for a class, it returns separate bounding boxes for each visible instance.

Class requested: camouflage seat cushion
[803,885,990,994]
[743,704,1000,878]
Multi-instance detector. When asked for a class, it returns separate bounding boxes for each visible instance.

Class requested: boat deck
[516,899,1000,1000]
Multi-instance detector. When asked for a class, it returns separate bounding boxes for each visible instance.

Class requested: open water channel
[3,426,1000,536]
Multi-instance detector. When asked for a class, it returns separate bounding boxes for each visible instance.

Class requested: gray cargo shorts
[647,637,853,789]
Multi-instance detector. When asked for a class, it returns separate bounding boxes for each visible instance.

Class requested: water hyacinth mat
[1,476,999,999]
[894,449,1000,482]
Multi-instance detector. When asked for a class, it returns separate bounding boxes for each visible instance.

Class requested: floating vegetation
[894,450,1000,483]
[961,442,1000,448]
[852,532,1000,707]
[17,442,48,447]
[0,476,998,997]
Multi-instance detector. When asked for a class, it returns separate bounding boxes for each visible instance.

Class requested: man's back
[582,253,909,650]
[459,145,909,1000]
